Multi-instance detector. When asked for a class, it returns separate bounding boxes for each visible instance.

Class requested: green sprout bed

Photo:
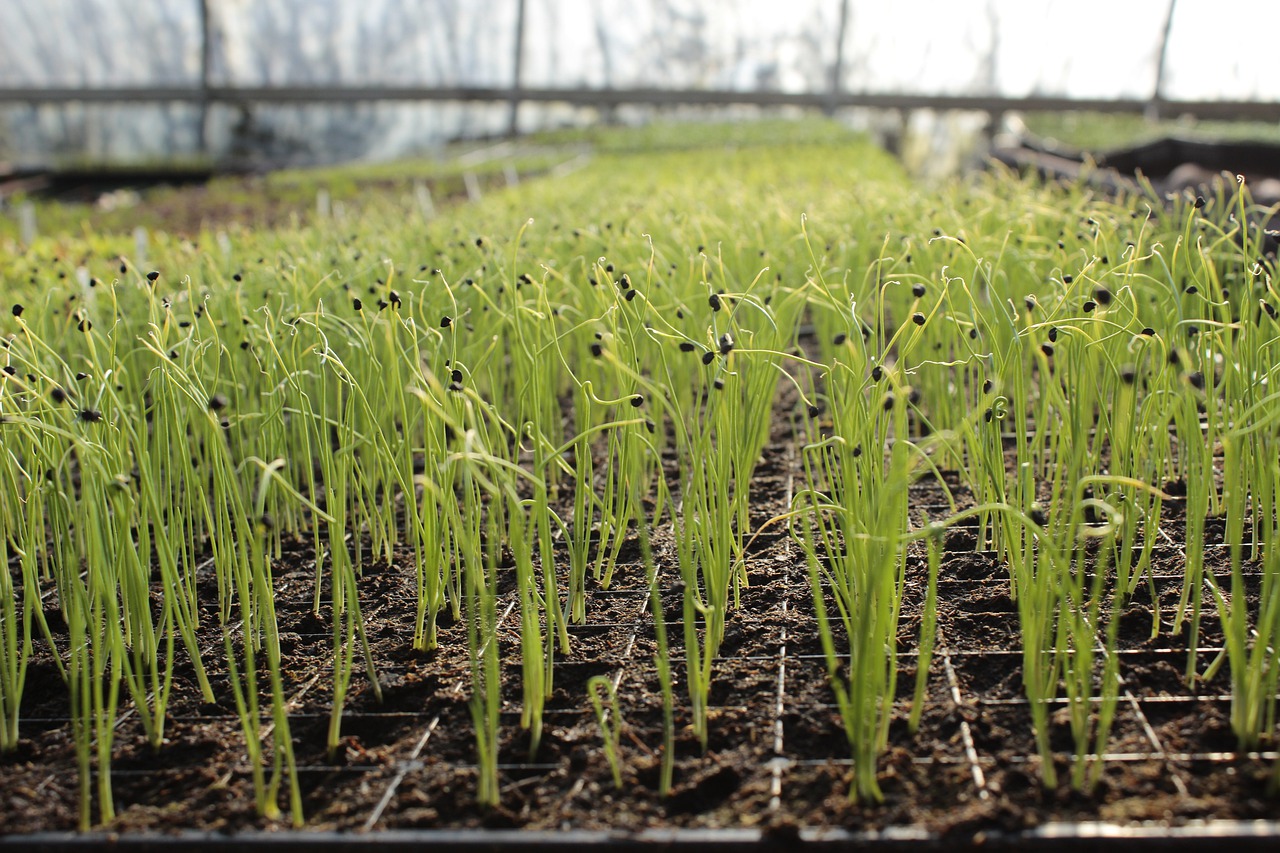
[1,121,1279,837]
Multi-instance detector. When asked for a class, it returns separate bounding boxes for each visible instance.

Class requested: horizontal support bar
[0,86,1277,121]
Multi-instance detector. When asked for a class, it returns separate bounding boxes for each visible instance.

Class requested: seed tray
[3,406,1278,845]
[5,532,1277,843]
[9,823,1280,852]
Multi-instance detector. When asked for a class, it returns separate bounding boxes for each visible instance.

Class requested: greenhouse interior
[3,1,1280,849]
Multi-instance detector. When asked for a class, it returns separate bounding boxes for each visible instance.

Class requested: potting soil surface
[2,381,1276,839]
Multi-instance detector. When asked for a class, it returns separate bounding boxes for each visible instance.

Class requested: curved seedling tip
[800,433,847,454]
[740,503,823,571]
[1076,498,1123,538]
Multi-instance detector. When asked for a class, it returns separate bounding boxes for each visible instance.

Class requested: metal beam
[0,85,1277,122]
[507,0,527,136]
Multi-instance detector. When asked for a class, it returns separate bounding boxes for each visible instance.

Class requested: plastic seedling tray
[3,433,1278,849]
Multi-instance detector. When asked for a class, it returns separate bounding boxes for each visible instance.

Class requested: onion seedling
[587,674,624,789]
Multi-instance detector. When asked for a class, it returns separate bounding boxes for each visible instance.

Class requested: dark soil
[2,394,1278,841]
